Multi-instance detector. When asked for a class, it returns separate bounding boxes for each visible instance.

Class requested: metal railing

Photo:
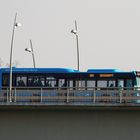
[0,87,140,106]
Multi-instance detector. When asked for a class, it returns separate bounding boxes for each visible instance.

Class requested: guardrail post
[40,88,42,103]
[93,88,96,104]
[14,88,16,102]
[67,87,69,103]
[6,88,9,103]
[119,88,122,103]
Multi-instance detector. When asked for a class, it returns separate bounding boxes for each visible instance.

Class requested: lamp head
[15,22,22,27]
[71,29,77,35]
[25,48,32,53]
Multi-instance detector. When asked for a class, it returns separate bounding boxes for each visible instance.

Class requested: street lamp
[25,40,36,68]
[9,13,21,102]
[71,20,80,71]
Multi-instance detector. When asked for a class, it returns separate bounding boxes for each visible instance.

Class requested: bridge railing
[0,87,140,105]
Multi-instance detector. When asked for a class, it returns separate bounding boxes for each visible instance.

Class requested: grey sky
[0,0,140,71]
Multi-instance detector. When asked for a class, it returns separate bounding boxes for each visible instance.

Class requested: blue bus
[0,68,139,89]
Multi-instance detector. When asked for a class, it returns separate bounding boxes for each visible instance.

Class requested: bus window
[2,74,17,87]
[118,80,124,87]
[126,79,133,88]
[28,76,45,87]
[108,80,115,87]
[37,77,45,86]
[136,77,140,87]
[78,81,85,87]
[87,81,95,90]
[69,81,73,88]
[46,77,56,88]
[28,76,36,86]
[2,74,9,86]
[78,80,86,90]
[59,79,65,88]
[17,76,27,86]
[97,80,107,88]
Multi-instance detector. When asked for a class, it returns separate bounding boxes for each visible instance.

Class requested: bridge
[0,87,140,110]
[0,87,140,140]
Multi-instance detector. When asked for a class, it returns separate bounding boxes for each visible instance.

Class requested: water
[0,110,139,140]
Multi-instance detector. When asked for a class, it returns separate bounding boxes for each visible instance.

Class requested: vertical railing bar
[93,87,96,104]
[111,88,113,103]
[58,87,60,104]
[73,87,75,104]
[7,88,9,103]
[119,88,122,104]
[106,88,108,103]
[67,87,69,103]
[126,87,128,103]
[41,88,42,103]
[14,88,16,102]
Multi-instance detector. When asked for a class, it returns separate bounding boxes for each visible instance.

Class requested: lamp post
[9,13,21,102]
[25,40,36,68]
[71,20,80,71]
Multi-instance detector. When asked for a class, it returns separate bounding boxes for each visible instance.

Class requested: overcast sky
[0,0,140,71]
